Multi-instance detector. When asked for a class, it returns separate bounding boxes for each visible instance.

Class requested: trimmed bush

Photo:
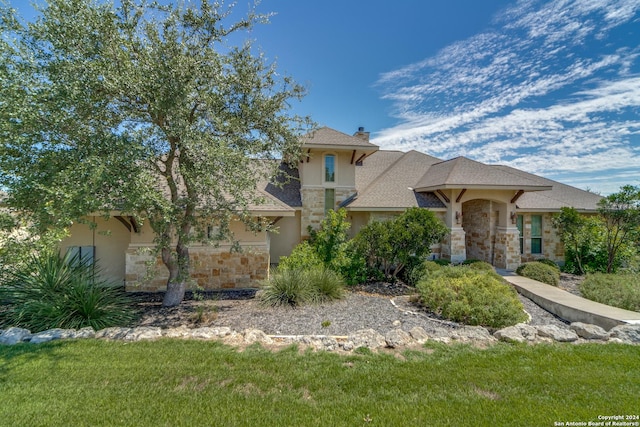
[468,261,495,272]
[260,266,345,307]
[516,262,560,286]
[580,273,640,312]
[417,267,527,328]
[0,251,135,332]
[536,259,560,270]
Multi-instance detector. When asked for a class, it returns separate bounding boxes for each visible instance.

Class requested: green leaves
[1,1,312,304]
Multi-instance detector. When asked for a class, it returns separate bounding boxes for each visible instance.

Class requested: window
[531,215,542,254]
[516,215,524,254]
[324,188,335,214]
[66,245,95,266]
[324,154,335,182]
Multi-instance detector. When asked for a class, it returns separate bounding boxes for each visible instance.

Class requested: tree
[0,0,310,306]
[551,207,603,275]
[354,208,448,279]
[597,185,640,273]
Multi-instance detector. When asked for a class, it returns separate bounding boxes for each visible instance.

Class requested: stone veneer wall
[463,200,493,263]
[493,228,521,270]
[300,187,355,236]
[125,245,269,292]
[520,212,564,263]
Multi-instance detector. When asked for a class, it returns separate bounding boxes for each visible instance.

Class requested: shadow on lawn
[0,340,69,382]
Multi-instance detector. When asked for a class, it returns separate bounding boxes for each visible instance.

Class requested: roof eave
[414,184,553,192]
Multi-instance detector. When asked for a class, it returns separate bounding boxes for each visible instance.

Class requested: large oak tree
[0,0,310,306]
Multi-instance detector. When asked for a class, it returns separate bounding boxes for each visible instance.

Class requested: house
[61,126,602,291]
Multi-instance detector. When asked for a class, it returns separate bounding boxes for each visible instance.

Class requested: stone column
[494,227,521,270]
[443,227,466,264]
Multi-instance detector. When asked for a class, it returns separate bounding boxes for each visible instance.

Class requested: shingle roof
[414,156,551,191]
[301,127,379,150]
[261,163,302,208]
[347,151,446,209]
[493,166,602,211]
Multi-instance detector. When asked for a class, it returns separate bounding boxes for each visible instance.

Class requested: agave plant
[0,250,135,332]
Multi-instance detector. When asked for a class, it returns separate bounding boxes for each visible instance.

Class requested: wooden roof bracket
[350,150,356,164]
[306,148,311,163]
[455,188,467,203]
[115,215,131,232]
[355,153,367,164]
[436,189,450,204]
[511,190,525,204]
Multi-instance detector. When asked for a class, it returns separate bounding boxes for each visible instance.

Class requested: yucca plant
[307,266,345,303]
[259,268,314,307]
[0,250,135,332]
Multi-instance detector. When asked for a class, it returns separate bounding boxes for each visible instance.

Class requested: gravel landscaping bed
[132,279,571,335]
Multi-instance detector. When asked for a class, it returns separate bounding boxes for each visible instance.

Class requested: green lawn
[1,340,638,426]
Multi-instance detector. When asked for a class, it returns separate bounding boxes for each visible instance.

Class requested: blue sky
[12,0,640,194]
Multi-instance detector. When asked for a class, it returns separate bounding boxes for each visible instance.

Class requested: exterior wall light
[455,211,462,224]
[510,211,517,224]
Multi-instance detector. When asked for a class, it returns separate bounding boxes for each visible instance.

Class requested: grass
[1,340,638,426]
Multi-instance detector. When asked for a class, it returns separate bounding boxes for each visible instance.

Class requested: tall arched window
[324,154,335,182]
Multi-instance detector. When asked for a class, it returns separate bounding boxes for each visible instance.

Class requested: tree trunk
[162,239,191,307]
[163,280,187,307]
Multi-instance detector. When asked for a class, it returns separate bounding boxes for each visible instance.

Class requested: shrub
[278,241,323,271]
[536,259,560,270]
[406,260,445,287]
[467,261,495,272]
[580,273,640,312]
[307,267,345,303]
[417,267,527,328]
[352,208,448,279]
[433,259,451,266]
[260,266,345,307]
[259,268,314,307]
[0,251,135,332]
[516,262,560,286]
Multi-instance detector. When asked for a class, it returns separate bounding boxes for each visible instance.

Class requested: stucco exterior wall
[61,216,131,285]
[269,211,301,264]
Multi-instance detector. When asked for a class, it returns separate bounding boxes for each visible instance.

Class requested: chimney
[353,126,370,142]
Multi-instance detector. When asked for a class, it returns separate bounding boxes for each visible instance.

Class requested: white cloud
[373,0,640,194]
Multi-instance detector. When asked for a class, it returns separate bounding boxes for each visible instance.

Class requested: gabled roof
[414,156,552,192]
[493,166,602,211]
[301,127,379,151]
[347,150,445,210]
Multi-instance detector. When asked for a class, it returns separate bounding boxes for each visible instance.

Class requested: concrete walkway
[497,270,640,331]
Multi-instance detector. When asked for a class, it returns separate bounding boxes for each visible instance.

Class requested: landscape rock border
[2,322,639,351]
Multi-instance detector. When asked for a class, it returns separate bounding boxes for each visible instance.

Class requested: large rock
[384,329,413,348]
[72,327,96,339]
[189,327,231,340]
[123,327,163,341]
[608,324,640,344]
[536,325,579,342]
[408,326,430,344]
[451,326,495,343]
[30,328,76,344]
[243,328,273,345]
[570,322,608,340]
[95,327,132,340]
[515,323,538,341]
[348,329,387,350]
[0,327,32,345]
[494,326,526,343]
